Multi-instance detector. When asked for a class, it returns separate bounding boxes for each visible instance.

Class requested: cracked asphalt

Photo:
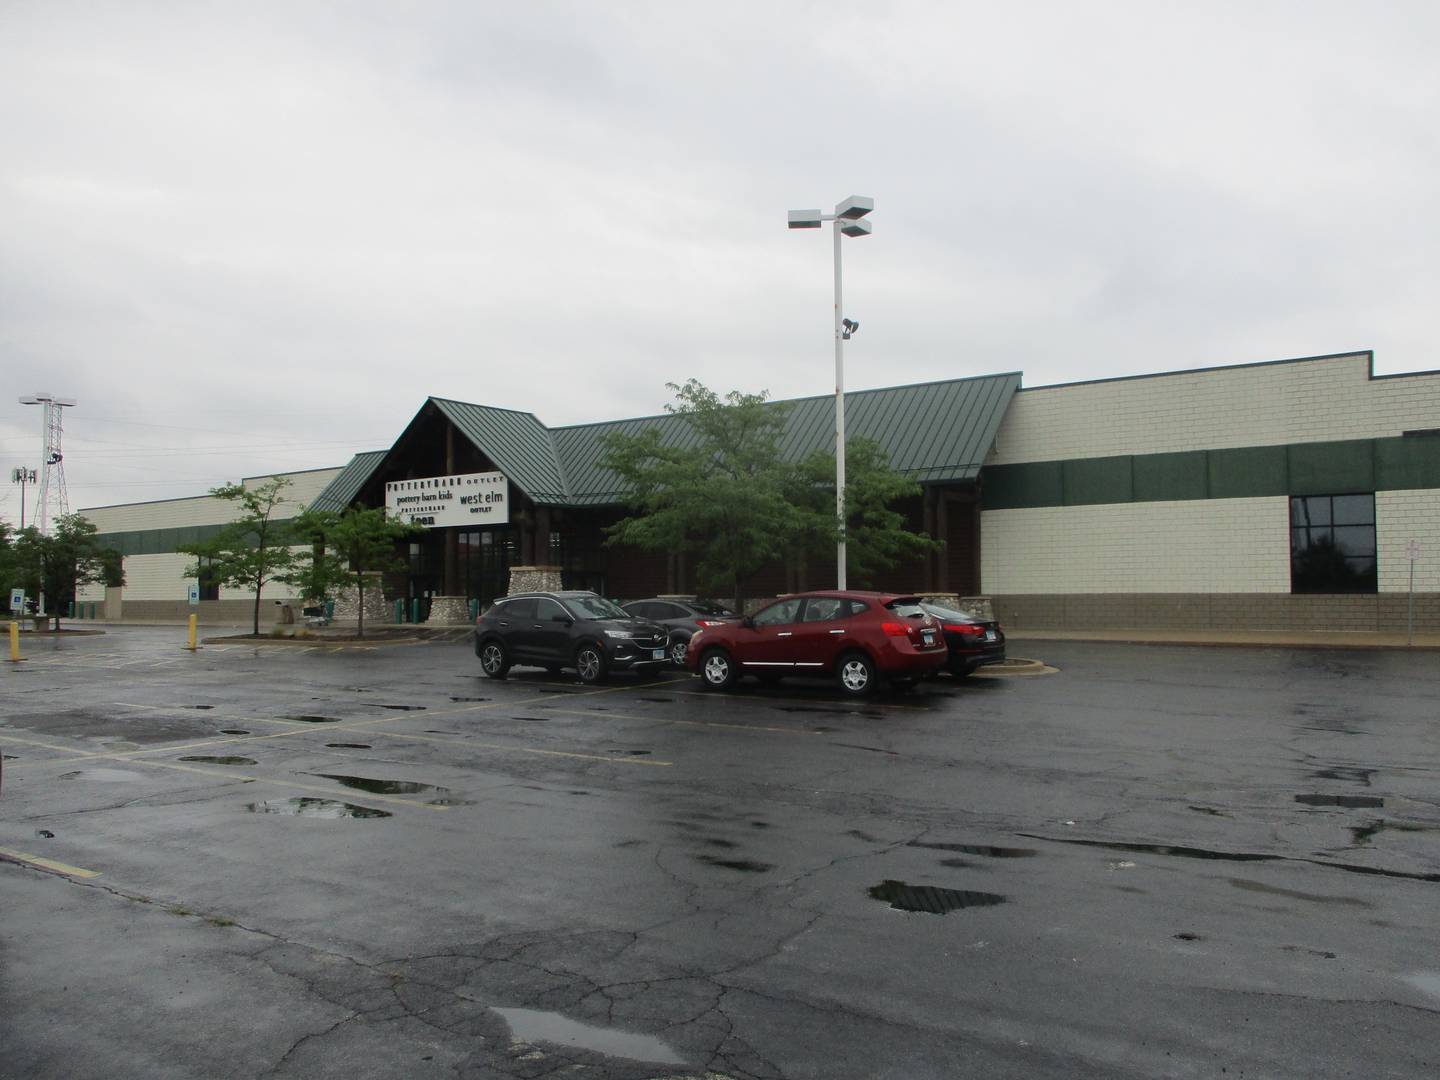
[2,627,1438,1079]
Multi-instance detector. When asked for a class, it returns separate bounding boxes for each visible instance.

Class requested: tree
[791,437,939,588]
[179,477,301,636]
[601,379,801,611]
[10,515,124,630]
[287,506,421,638]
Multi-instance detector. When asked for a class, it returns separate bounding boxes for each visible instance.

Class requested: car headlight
[604,630,635,639]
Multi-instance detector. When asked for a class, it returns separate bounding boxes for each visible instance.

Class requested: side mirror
[553,615,572,626]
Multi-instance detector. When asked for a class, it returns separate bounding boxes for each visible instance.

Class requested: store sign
[385,471,510,528]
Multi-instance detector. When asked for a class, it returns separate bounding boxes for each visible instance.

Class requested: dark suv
[620,598,740,665]
[474,591,668,684]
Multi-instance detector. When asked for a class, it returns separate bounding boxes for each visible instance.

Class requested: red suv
[683,591,947,696]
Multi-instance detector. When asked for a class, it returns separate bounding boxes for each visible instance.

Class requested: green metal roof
[308,450,388,512]
[317,374,1020,510]
[430,398,569,503]
[554,373,1021,506]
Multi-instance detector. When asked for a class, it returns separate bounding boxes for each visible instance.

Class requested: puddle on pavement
[1279,944,1336,959]
[494,1007,685,1066]
[939,858,976,868]
[694,855,774,873]
[313,773,449,797]
[908,841,1037,858]
[423,729,462,735]
[36,829,55,838]
[1296,794,1384,808]
[1230,878,1372,907]
[184,705,215,710]
[449,696,489,702]
[702,838,739,849]
[1174,932,1202,941]
[1188,806,1229,817]
[773,706,850,716]
[846,829,880,842]
[58,768,145,782]
[326,743,372,750]
[282,715,342,723]
[607,749,652,756]
[868,880,1007,914]
[751,820,770,829]
[514,716,550,722]
[1310,766,1375,785]
[178,756,257,766]
[247,797,391,819]
[220,729,250,735]
[637,697,673,704]
[359,703,426,711]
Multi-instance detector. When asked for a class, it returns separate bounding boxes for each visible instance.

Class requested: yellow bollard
[9,620,21,663]
[186,613,198,652]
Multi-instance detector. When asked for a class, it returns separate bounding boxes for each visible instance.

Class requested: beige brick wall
[1377,490,1440,593]
[989,353,1440,465]
[77,548,311,604]
[981,498,1291,594]
[79,467,342,534]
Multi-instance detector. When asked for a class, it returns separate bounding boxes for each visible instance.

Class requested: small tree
[179,477,301,636]
[601,379,800,610]
[792,438,939,588]
[288,506,421,638]
[11,515,124,630]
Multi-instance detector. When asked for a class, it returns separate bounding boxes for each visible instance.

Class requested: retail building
[79,350,1439,632]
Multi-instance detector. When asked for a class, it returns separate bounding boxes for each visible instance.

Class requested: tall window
[1290,494,1376,593]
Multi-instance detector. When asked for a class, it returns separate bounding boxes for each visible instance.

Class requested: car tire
[836,651,876,697]
[668,635,690,666]
[478,640,510,679]
[698,648,737,691]
[575,643,609,685]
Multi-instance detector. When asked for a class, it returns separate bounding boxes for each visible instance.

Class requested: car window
[692,601,736,617]
[499,597,536,619]
[564,594,629,620]
[801,597,846,622]
[923,603,973,624]
[845,599,871,617]
[624,601,654,619]
[753,598,802,627]
[885,599,928,619]
[535,598,569,621]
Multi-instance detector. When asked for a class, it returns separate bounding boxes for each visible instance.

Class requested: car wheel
[699,648,737,690]
[575,643,609,684]
[478,640,510,679]
[836,651,876,697]
[668,635,690,666]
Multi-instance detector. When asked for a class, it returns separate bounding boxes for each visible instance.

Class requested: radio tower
[19,393,76,535]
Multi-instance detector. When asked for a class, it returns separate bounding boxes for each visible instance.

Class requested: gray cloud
[2,0,1435,520]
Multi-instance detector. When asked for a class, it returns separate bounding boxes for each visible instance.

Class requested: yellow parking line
[0,846,101,879]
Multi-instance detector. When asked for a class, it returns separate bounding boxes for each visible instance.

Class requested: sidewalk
[1005,627,1440,651]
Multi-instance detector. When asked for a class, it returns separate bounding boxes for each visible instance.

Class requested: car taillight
[696,619,724,627]
[880,622,911,637]
[944,623,986,636]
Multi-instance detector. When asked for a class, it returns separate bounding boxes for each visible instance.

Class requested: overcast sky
[3,1,1437,520]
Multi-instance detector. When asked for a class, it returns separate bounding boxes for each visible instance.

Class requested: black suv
[474,591,668,684]
[620,598,740,665]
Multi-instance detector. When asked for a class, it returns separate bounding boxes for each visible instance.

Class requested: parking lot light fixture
[785,194,874,590]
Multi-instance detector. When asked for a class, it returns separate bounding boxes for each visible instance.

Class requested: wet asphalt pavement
[1,627,1438,1079]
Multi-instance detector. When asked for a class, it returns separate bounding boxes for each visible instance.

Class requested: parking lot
[2,627,1439,1079]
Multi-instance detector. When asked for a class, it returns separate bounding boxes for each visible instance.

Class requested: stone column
[331,574,392,626]
[506,565,564,595]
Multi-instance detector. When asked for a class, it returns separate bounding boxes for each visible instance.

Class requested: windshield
[563,594,630,620]
[884,598,928,619]
[921,602,977,624]
[692,600,737,616]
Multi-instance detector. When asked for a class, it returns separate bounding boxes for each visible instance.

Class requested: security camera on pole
[787,195,874,589]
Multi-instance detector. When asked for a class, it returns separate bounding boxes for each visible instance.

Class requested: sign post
[9,588,23,615]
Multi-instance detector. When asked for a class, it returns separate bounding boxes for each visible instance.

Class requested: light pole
[787,195,874,590]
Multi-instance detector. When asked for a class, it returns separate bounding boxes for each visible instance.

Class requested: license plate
[652,649,666,660]
[922,630,936,646]
[984,630,997,642]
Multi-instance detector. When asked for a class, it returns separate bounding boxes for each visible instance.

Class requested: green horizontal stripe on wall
[981,435,1440,510]
[92,522,233,557]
